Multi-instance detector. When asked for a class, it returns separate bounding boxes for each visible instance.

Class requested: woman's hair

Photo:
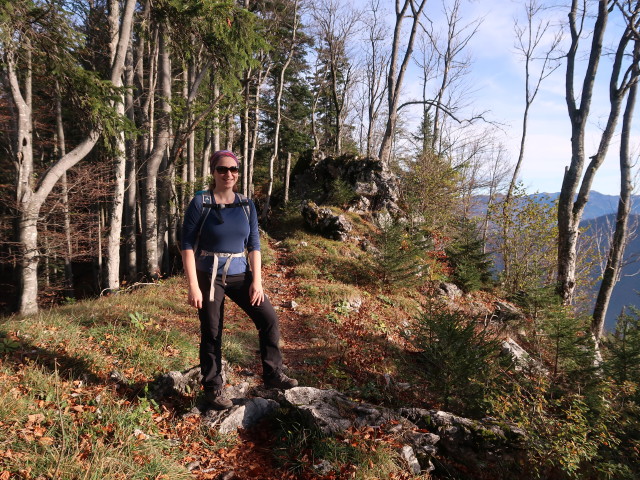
[210,150,238,170]
[209,150,239,191]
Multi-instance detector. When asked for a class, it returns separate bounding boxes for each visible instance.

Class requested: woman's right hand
[188,285,203,309]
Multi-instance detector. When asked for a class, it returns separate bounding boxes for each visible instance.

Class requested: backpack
[192,190,251,254]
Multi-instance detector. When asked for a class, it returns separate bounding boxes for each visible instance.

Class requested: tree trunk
[157,155,172,276]
[186,60,196,198]
[55,85,74,299]
[213,84,221,152]
[124,44,138,280]
[242,70,251,196]
[249,63,268,197]
[18,209,39,315]
[284,152,292,204]
[104,0,136,293]
[202,124,212,189]
[592,40,639,341]
[144,26,172,279]
[378,0,427,167]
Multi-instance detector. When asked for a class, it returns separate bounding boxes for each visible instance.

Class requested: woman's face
[213,156,239,189]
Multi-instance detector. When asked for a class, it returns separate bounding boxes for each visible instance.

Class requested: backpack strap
[192,190,213,254]
[235,193,251,223]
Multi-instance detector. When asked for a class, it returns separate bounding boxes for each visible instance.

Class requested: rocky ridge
[150,366,527,478]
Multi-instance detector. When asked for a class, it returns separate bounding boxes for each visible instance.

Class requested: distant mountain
[472,191,640,221]
[472,192,640,332]
[529,191,640,221]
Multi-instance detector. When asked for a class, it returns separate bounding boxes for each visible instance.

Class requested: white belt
[199,250,246,301]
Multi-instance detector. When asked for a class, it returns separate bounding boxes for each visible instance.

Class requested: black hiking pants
[196,270,283,391]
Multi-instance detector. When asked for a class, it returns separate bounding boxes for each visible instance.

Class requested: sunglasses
[215,165,239,174]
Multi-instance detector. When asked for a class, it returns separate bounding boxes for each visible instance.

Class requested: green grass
[0,362,189,479]
[0,277,201,478]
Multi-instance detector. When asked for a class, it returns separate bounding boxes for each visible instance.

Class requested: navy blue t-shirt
[181,191,260,276]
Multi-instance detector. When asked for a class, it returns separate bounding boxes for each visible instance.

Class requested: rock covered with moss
[294,154,401,213]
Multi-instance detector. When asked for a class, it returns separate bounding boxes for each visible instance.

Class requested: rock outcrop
[300,200,354,241]
[153,376,526,478]
[294,154,401,214]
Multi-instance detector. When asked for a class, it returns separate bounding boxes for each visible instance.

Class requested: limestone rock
[283,387,354,434]
[160,367,526,479]
[493,301,525,323]
[438,282,463,299]
[401,445,421,475]
[152,366,202,397]
[399,408,526,474]
[293,154,401,214]
[301,201,353,241]
[216,397,280,434]
[502,337,548,374]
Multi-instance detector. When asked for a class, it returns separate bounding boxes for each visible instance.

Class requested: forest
[1,0,640,478]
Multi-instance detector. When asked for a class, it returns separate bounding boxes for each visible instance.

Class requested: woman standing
[181,150,297,410]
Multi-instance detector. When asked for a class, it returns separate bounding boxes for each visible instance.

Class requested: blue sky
[458,0,635,196]
[391,0,638,196]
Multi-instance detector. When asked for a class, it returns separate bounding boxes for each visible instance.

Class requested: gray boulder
[301,201,353,241]
[502,337,548,374]
[160,369,526,478]
[399,408,526,473]
[151,362,228,398]
[493,301,526,323]
[216,397,280,434]
[438,282,463,299]
[294,154,401,214]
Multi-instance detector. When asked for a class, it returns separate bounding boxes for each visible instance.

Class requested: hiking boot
[264,372,298,390]
[204,389,233,410]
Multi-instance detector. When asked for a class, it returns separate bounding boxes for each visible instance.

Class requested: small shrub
[412,307,505,415]
[537,307,598,395]
[128,311,149,331]
[325,178,357,207]
[371,215,431,291]
[445,217,494,292]
[604,306,640,386]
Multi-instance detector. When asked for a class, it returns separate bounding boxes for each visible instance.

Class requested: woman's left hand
[249,280,265,306]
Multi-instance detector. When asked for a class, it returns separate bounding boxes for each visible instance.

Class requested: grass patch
[270,408,403,479]
[0,362,189,479]
[297,282,363,306]
[222,330,258,368]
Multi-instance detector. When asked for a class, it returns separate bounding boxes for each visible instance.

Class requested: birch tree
[378,0,428,167]
[501,0,561,286]
[1,0,135,314]
[507,0,561,204]
[142,24,172,279]
[310,0,360,155]
[104,0,137,293]
[362,0,390,158]
[557,0,640,305]
[262,0,300,221]
[592,3,640,340]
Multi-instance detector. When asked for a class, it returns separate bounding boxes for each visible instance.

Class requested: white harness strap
[199,250,247,301]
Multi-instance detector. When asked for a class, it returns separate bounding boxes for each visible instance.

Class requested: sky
[395,0,638,196]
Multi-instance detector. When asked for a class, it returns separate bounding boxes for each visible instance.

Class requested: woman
[181,150,297,410]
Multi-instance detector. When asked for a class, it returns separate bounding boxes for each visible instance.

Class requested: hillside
[1,208,638,479]
[0,217,492,479]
